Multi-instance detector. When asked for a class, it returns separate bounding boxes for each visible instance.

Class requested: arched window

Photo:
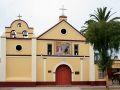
[11,30,16,38]
[17,23,21,27]
[22,30,28,38]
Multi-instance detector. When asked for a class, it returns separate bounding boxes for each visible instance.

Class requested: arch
[53,62,73,81]
[10,30,16,38]
[56,64,72,85]
[8,19,33,29]
[22,30,28,38]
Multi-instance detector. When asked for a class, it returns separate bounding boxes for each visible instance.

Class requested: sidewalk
[0,86,120,90]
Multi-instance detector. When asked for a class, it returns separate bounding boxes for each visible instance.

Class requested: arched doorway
[56,64,72,85]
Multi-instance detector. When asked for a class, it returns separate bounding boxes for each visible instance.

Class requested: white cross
[18,14,22,19]
[59,5,67,16]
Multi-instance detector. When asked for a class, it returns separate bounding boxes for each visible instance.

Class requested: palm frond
[105,11,111,21]
[90,14,99,21]
[110,17,120,21]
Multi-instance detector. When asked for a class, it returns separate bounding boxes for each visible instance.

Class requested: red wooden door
[56,65,71,85]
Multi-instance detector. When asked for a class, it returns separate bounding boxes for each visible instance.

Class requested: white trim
[0,37,6,81]
[80,60,83,81]
[47,57,87,58]
[43,58,46,81]
[89,44,95,81]
[37,56,86,59]
[32,38,36,81]
[53,61,74,81]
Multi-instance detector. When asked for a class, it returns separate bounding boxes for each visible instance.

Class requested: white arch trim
[53,62,74,81]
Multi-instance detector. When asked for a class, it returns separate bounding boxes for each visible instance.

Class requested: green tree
[84,7,120,90]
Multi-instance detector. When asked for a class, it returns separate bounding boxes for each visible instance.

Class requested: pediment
[37,20,85,41]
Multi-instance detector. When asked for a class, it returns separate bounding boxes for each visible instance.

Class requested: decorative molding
[37,38,86,42]
[37,55,89,57]
[6,32,33,34]
[6,38,32,40]
[6,54,32,56]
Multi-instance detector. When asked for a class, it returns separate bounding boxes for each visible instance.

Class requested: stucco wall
[6,57,32,81]
[36,56,90,81]
[37,40,89,56]
[39,21,85,41]
[6,39,32,55]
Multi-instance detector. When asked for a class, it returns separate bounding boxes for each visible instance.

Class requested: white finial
[59,5,67,16]
[18,14,22,19]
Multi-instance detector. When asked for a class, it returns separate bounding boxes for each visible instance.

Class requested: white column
[80,59,83,81]
[89,44,95,81]
[0,37,6,81]
[43,58,46,81]
[32,38,36,81]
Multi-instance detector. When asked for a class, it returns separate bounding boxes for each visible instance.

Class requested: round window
[16,45,22,51]
[61,29,66,34]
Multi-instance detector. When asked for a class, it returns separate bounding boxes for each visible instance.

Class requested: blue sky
[0,0,120,36]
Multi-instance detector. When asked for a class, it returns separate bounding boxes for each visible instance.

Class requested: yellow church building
[0,14,120,86]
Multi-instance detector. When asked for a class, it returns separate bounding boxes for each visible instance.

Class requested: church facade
[0,14,117,86]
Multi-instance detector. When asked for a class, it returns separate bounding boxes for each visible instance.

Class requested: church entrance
[56,64,72,85]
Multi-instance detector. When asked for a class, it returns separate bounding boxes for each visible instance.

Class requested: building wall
[5,19,33,82]
[6,56,32,81]
[36,19,90,82]
[37,40,55,55]
[37,40,89,56]
[6,39,32,55]
[6,39,32,81]
[36,57,44,81]
[83,58,89,81]
[36,56,90,82]
[0,18,107,86]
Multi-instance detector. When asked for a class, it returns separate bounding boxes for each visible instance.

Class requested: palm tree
[84,7,120,90]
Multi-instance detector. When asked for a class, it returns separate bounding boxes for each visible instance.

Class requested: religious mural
[55,41,71,55]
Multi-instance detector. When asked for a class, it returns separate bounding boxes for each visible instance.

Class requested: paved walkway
[0,86,120,90]
[13,87,82,90]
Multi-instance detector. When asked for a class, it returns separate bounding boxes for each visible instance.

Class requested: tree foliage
[85,7,120,72]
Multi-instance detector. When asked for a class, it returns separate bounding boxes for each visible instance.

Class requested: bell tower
[0,15,36,82]
[5,14,34,38]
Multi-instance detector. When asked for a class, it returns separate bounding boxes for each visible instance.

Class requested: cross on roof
[18,14,22,19]
[59,5,67,16]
